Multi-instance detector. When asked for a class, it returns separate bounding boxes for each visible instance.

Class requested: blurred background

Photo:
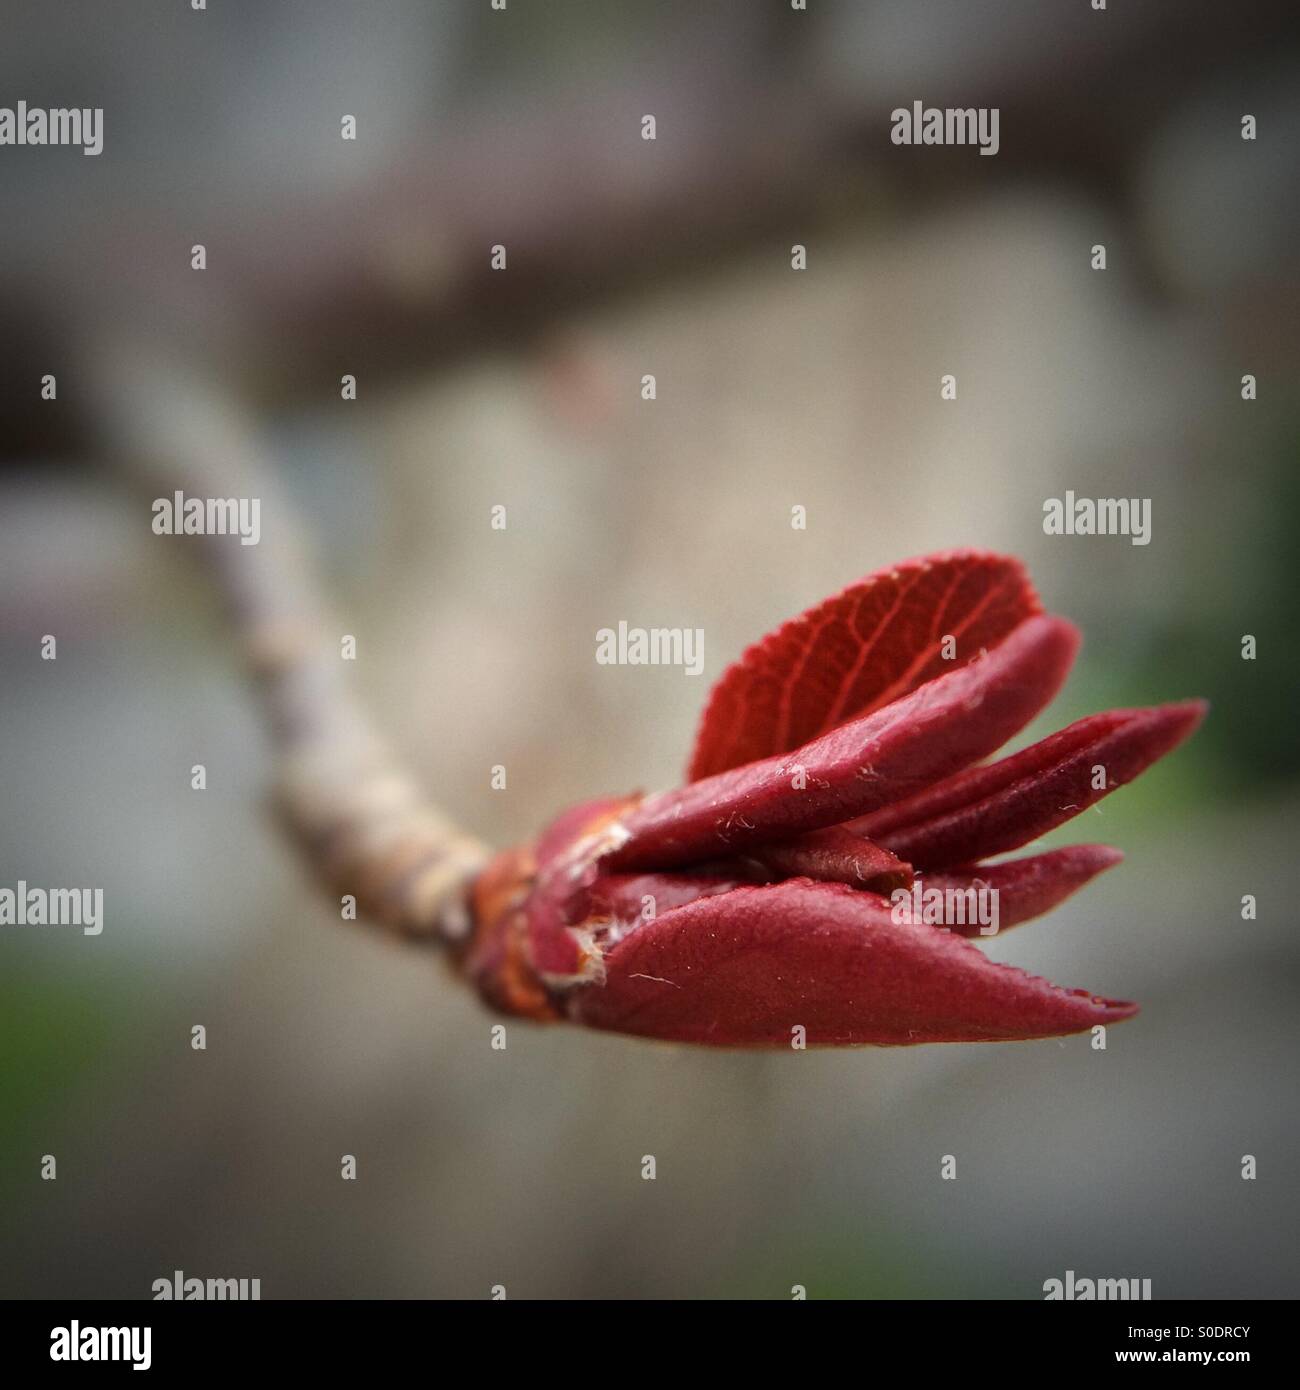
[1,0,1298,1298]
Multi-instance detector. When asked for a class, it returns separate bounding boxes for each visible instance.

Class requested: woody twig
[92,336,489,946]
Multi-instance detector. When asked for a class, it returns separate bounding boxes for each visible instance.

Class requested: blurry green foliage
[1128,425,1300,797]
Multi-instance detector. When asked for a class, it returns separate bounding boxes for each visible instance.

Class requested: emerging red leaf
[687,550,1040,781]
[566,878,1138,1045]
[854,701,1207,869]
[913,844,1124,936]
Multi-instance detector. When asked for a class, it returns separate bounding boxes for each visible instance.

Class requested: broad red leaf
[855,701,1207,869]
[566,878,1136,1045]
[687,550,1040,781]
[607,613,1079,871]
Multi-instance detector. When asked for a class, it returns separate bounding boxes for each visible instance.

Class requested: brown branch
[91,335,490,946]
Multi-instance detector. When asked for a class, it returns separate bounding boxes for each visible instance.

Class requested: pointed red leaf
[566,878,1137,1045]
[911,845,1124,936]
[855,701,1207,869]
[606,613,1079,871]
[687,550,1040,781]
